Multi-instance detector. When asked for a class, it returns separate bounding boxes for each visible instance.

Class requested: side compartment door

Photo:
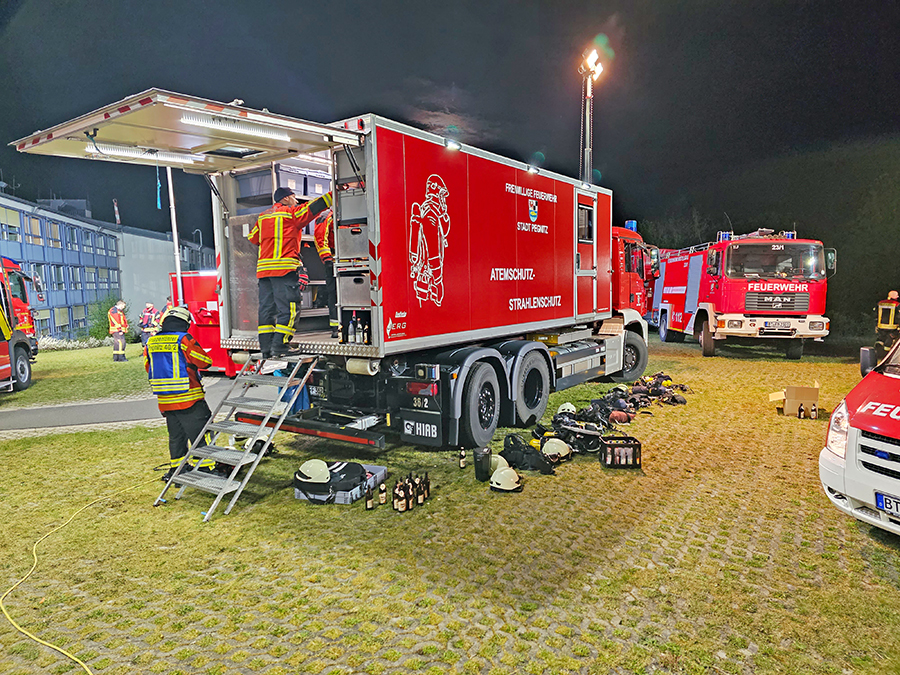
[575,192,597,318]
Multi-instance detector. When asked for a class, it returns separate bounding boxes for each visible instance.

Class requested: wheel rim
[16,354,28,380]
[522,368,543,408]
[477,382,496,429]
[623,345,637,372]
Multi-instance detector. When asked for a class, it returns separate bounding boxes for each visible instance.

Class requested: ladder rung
[190,445,260,466]
[223,396,277,412]
[207,420,269,437]
[171,470,241,495]
[238,373,292,386]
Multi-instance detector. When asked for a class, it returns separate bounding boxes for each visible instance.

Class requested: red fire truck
[12,88,651,447]
[0,258,35,391]
[2,257,40,343]
[647,229,836,359]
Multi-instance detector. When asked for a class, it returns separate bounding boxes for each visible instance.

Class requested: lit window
[0,207,21,241]
[47,221,62,248]
[25,217,43,245]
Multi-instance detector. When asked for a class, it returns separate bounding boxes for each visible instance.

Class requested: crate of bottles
[599,435,642,469]
[294,464,387,505]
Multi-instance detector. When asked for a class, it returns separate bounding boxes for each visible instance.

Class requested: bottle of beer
[797,403,805,419]
[362,321,370,345]
[378,482,387,505]
[406,481,415,511]
[392,482,400,510]
[810,403,818,420]
[397,483,407,512]
[424,472,431,500]
[416,479,425,506]
[459,448,466,469]
[365,483,374,510]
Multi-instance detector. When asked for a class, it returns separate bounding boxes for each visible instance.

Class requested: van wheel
[610,332,649,383]
[659,312,684,343]
[514,351,549,426]
[460,362,500,448]
[12,347,32,391]
[785,340,803,360]
[700,320,716,356]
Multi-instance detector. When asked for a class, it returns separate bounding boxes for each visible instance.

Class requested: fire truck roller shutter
[609,330,649,383]
[658,310,685,343]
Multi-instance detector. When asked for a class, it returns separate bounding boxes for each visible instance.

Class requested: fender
[433,346,508,423]
[492,339,553,425]
[618,308,648,343]
[692,302,716,336]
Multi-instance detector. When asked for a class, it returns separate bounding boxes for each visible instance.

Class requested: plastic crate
[294,464,387,505]
[599,435,642,469]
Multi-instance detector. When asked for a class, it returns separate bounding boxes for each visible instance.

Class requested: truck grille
[860,461,900,481]
[861,429,900,447]
[858,430,900,479]
[745,292,809,312]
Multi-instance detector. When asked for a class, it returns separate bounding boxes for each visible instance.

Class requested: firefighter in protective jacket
[314,209,339,338]
[107,300,129,362]
[139,302,159,347]
[144,306,216,481]
[249,186,332,357]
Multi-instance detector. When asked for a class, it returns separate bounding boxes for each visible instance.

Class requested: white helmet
[162,305,192,324]
[296,459,330,484]
[490,467,523,492]
[490,453,510,473]
[542,437,572,461]
[557,402,577,415]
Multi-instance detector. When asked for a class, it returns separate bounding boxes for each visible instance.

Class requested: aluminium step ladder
[154,352,319,521]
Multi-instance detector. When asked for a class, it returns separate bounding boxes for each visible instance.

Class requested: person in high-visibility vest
[144,306,217,482]
[139,302,159,347]
[249,186,332,357]
[107,300,129,362]
[313,209,339,338]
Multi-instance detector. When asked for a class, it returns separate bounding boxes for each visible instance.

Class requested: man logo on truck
[409,174,451,307]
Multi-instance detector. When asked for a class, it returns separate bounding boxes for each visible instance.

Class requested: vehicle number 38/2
[412,396,430,409]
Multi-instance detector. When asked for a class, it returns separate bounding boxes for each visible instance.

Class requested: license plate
[875,491,900,517]
[764,321,791,329]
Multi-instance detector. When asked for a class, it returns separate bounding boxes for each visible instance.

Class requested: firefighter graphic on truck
[409,174,450,307]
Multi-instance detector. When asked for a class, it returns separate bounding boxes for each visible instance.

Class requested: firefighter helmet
[557,402,577,415]
[425,174,449,211]
[490,453,510,473]
[296,459,330,484]
[162,305,192,324]
[542,437,572,461]
[890,290,899,301]
[490,467,523,492]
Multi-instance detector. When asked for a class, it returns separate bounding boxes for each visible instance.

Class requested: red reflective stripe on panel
[138,97,153,106]
[118,106,131,114]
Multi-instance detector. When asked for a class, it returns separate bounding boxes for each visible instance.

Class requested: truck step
[207,420,269,438]
[190,445,260,466]
[237,373,293,387]
[171,470,241,495]
[223,396,277,413]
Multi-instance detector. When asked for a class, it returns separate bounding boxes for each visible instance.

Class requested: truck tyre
[659,312,684,343]
[700,320,716,357]
[610,332,649,383]
[514,351,550,427]
[785,340,803,360]
[460,362,501,448]
[12,347,32,391]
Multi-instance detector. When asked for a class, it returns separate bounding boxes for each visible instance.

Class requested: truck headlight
[727,320,743,329]
[809,321,825,331]
[825,400,849,459]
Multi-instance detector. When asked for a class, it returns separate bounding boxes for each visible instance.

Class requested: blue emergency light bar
[783,231,796,239]
[624,220,637,232]
[717,231,733,242]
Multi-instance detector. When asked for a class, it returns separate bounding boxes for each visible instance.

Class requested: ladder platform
[191,445,260,466]
[238,373,295,387]
[224,396,278,413]
[207,420,269,437]
[172,470,241,495]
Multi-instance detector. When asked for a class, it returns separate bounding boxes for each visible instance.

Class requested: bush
[38,335,113,351]
[87,294,123,340]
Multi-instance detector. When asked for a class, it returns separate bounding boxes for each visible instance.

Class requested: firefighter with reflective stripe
[314,209,339,338]
[249,186,332,357]
[107,300,128,362]
[144,306,217,481]
[139,302,159,347]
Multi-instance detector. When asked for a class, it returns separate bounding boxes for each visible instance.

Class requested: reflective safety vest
[147,332,191,395]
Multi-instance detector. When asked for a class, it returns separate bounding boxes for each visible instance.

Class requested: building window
[98,267,109,288]
[577,206,593,242]
[0,207,21,241]
[85,267,97,290]
[47,221,62,248]
[50,265,65,291]
[72,305,87,328]
[66,226,80,251]
[25,216,43,245]
[31,264,47,292]
[83,231,94,254]
[110,269,119,286]
[68,266,82,290]
[54,306,70,332]
[33,309,50,336]
[95,235,106,256]
[108,237,117,256]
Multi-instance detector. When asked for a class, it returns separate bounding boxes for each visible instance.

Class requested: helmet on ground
[542,437,572,461]
[296,459,330,484]
[163,305,192,324]
[490,467,523,492]
[557,402,577,415]
[490,453,510,473]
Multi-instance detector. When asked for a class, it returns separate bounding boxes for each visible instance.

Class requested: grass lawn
[2,340,899,674]
[0,343,149,408]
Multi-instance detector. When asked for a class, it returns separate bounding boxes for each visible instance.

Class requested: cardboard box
[769,381,819,418]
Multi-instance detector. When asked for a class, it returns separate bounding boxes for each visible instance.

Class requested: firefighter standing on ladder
[107,299,129,361]
[314,209,339,338]
[249,186,332,357]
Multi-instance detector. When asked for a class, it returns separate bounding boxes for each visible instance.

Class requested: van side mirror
[825,248,837,276]
[706,249,720,275]
[860,346,877,377]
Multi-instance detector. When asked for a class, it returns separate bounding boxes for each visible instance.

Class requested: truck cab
[2,256,40,358]
[0,264,34,392]
[820,345,900,537]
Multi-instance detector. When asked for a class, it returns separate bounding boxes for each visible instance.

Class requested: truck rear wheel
[659,312,684,343]
[610,332,648,383]
[460,362,500,448]
[700,320,716,357]
[12,347,32,391]
[514,351,549,426]
[785,340,803,360]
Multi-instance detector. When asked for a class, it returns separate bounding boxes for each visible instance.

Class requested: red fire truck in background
[2,257,40,345]
[647,229,836,359]
[0,257,37,391]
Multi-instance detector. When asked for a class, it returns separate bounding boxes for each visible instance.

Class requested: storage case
[294,464,387,504]
[599,435,642,469]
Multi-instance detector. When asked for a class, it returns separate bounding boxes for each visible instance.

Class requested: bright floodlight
[445,139,461,151]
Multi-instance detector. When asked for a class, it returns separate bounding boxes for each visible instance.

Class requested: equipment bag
[500,434,555,475]
[293,461,368,504]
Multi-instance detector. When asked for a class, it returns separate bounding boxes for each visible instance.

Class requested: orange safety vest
[108,306,128,333]
[249,193,332,277]
[314,211,335,264]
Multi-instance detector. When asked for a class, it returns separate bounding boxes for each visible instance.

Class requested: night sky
[0,0,897,241]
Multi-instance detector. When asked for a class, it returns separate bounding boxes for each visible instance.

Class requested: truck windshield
[724,242,825,280]
[8,272,28,303]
